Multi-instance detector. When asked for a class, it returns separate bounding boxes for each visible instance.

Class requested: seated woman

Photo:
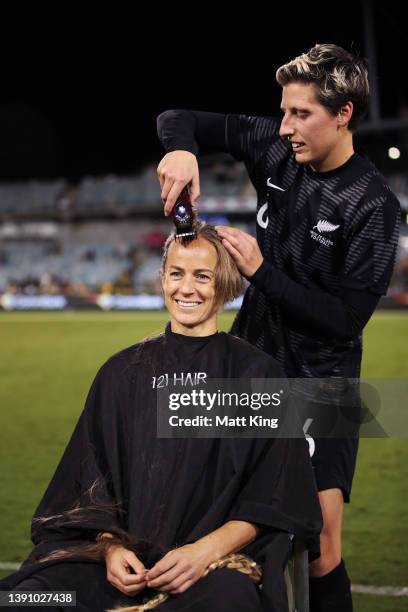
[0,224,322,612]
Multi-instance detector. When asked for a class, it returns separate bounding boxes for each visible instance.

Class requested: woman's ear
[337,101,353,129]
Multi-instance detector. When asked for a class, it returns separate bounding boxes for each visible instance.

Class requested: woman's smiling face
[161,237,219,336]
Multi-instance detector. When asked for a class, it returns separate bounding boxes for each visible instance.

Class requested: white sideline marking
[0,563,20,570]
[0,563,407,597]
[351,584,408,597]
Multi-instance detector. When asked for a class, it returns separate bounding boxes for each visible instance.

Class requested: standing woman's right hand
[157,151,200,216]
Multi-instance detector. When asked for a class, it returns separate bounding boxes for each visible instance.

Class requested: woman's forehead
[167,237,217,269]
[281,81,319,109]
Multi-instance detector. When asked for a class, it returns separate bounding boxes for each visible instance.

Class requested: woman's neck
[170,317,218,337]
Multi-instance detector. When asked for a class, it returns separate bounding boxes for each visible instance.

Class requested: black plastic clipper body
[171,188,197,243]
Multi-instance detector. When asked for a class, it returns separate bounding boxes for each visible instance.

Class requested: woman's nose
[279,114,294,138]
[180,276,194,294]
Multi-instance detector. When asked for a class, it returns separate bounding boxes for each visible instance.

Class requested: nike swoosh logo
[266,178,285,192]
[257,203,269,229]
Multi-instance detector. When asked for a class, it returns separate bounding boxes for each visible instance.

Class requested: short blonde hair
[161,222,244,308]
[276,43,369,130]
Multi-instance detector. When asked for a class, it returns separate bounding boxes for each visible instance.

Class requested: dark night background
[0,2,406,181]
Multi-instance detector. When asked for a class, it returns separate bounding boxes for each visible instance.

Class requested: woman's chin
[170,311,219,335]
[171,313,201,328]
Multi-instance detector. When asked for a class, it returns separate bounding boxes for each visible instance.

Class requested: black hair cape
[0,325,322,611]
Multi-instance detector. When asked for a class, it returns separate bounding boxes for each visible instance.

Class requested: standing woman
[156,44,401,612]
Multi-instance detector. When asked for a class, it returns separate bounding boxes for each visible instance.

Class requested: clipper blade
[171,188,197,243]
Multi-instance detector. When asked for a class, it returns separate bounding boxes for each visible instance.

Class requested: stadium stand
[0,157,407,310]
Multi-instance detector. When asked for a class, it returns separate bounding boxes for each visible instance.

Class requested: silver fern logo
[310,219,339,247]
[313,220,340,233]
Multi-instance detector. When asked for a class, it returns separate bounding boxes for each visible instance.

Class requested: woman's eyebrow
[169,265,213,273]
[280,105,311,112]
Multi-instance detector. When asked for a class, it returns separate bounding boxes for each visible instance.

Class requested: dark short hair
[276,43,369,130]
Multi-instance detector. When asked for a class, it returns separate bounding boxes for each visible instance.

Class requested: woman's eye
[196,274,210,281]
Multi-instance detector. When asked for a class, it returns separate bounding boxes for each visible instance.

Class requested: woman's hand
[157,151,200,216]
[145,542,213,595]
[105,544,148,596]
[214,226,264,277]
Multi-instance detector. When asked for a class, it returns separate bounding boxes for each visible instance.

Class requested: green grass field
[0,311,407,611]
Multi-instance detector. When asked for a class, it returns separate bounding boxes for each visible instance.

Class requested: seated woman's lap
[156,568,261,611]
[10,563,261,612]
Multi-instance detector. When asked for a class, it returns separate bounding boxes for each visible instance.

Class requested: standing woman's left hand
[215,226,264,277]
[145,542,213,594]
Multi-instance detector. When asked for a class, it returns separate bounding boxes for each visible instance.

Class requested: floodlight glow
[388,147,400,160]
